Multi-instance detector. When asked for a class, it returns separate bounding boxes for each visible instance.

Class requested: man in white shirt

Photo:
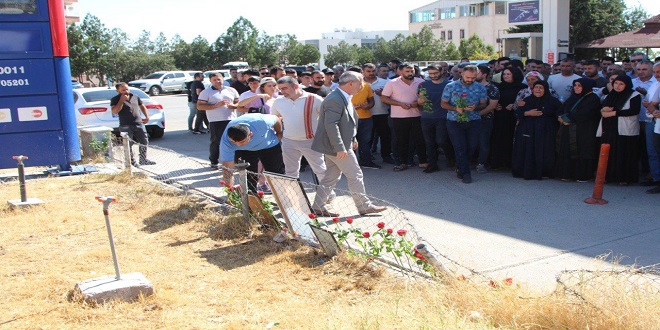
[547,58,581,102]
[197,73,239,168]
[633,60,660,186]
[270,76,327,180]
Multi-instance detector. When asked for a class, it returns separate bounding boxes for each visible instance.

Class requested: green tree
[324,41,356,68]
[67,23,86,78]
[458,34,496,59]
[253,33,280,67]
[134,30,154,54]
[169,34,191,70]
[354,45,375,65]
[153,32,171,54]
[412,26,447,60]
[288,43,321,66]
[187,36,214,70]
[570,0,648,59]
[213,16,259,65]
[443,42,460,60]
[371,37,395,64]
[79,14,112,85]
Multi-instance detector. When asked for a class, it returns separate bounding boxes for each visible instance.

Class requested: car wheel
[149,86,162,96]
[147,126,164,139]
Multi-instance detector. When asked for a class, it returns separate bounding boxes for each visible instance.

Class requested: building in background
[64,0,78,24]
[409,0,518,58]
[303,29,408,69]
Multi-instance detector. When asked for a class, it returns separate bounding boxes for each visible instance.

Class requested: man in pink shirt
[381,63,427,171]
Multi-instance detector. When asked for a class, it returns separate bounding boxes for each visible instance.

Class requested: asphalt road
[149,94,660,292]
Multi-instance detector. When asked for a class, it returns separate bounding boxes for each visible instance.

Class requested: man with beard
[304,70,332,97]
[632,60,660,185]
[441,65,488,183]
[381,63,426,171]
[416,65,451,173]
[547,58,581,102]
[583,60,608,89]
[600,56,614,78]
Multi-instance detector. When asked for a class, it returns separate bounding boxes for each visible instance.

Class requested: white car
[128,70,192,96]
[73,87,166,138]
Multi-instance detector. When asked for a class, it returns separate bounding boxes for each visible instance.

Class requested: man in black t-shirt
[303,70,331,98]
[110,82,155,166]
[189,72,208,133]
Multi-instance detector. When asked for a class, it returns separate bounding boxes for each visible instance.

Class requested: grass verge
[0,173,658,329]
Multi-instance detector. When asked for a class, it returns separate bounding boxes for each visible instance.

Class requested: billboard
[509,1,541,25]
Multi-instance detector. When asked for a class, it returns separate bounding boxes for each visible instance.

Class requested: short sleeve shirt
[190,80,205,103]
[198,86,239,122]
[220,114,281,162]
[418,80,449,119]
[382,77,425,118]
[110,93,143,126]
[441,80,488,122]
[482,83,501,119]
[352,83,374,119]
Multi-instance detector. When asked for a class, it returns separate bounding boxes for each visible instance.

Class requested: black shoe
[646,186,660,194]
[382,156,395,164]
[462,175,472,184]
[210,163,219,169]
[455,169,463,179]
[139,159,156,165]
[131,160,139,167]
[640,180,660,187]
[361,162,382,169]
[192,130,203,135]
[423,165,439,173]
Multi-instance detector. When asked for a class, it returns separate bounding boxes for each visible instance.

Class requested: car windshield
[81,89,150,103]
[144,73,164,79]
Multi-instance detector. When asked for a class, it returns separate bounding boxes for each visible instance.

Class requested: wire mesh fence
[101,134,660,307]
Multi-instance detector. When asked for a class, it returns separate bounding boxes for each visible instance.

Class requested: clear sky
[72,0,660,43]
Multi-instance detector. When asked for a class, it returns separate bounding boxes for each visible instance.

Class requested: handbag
[248,98,268,114]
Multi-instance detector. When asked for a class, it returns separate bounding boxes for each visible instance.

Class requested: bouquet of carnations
[454,93,470,123]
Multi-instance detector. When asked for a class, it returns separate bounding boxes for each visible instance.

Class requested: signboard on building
[509,1,541,25]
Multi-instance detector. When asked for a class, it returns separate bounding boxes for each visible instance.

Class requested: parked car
[128,70,192,96]
[73,87,166,138]
[71,79,83,89]
[221,61,249,70]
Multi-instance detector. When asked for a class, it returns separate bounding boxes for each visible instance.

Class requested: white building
[303,29,408,69]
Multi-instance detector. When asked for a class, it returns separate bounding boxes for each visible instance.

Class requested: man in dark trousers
[189,72,208,134]
[110,82,156,166]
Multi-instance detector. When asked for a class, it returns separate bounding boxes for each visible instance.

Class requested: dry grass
[0,173,658,329]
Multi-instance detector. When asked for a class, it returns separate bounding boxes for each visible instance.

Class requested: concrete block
[74,272,154,304]
[8,198,44,208]
[79,126,113,159]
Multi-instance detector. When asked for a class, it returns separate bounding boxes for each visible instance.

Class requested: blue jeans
[644,121,660,181]
[447,120,481,177]
[478,117,494,165]
[421,117,449,167]
[357,117,374,165]
[187,102,197,130]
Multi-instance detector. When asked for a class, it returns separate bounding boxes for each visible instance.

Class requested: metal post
[233,161,251,223]
[96,196,121,280]
[121,132,132,175]
[12,155,28,202]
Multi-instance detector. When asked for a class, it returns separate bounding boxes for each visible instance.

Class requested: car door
[161,73,176,91]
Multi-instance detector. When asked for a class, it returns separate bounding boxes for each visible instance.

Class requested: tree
[252,33,280,67]
[288,43,321,66]
[570,0,648,59]
[169,34,191,70]
[134,30,154,54]
[187,36,213,70]
[443,42,460,60]
[67,23,86,78]
[79,14,112,85]
[458,34,496,60]
[411,26,447,60]
[371,37,395,64]
[213,17,259,65]
[153,32,171,54]
[324,41,356,68]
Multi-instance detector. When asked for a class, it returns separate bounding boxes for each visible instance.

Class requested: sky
[72,0,660,44]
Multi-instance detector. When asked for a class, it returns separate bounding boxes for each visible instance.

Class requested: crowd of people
[182,52,660,199]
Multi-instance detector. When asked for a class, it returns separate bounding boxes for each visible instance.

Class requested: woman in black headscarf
[512,80,561,180]
[597,74,642,185]
[491,67,527,169]
[555,78,602,182]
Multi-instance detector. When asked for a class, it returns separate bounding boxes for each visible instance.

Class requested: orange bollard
[585,143,610,205]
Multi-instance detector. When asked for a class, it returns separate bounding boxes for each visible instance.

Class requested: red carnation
[332,217,340,223]
[504,278,513,286]
[362,232,370,238]
[346,217,354,224]
[413,247,426,260]
[397,229,407,236]
[377,222,385,229]
[387,228,393,234]
[233,184,241,190]
[308,213,316,219]
[228,186,234,192]
[219,180,226,186]
[461,93,468,97]
[257,191,264,198]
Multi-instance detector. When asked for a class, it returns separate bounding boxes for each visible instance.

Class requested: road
[149,94,660,291]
